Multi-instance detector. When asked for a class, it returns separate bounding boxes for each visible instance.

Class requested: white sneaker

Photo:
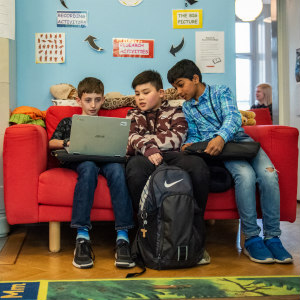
[197,250,211,265]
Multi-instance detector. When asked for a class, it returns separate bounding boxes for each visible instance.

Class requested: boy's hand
[148,153,163,166]
[181,143,193,151]
[204,136,225,156]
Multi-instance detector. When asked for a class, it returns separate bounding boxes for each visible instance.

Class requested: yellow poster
[173,9,203,29]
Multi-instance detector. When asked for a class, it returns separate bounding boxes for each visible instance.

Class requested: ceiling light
[235,0,263,22]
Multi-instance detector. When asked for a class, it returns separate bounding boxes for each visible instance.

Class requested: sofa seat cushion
[38,168,112,209]
[206,189,237,210]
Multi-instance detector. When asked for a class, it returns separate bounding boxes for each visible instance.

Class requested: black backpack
[127,164,205,277]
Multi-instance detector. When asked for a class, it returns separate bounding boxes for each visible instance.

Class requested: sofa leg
[49,221,61,252]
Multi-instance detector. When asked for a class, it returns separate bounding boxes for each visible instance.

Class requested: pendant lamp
[235,0,263,21]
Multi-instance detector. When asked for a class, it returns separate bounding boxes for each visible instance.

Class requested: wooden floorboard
[0,228,27,265]
[0,204,299,281]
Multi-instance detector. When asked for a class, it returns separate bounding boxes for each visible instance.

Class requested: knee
[126,156,152,178]
[233,167,256,186]
[76,161,99,180]
[105,163,125,181]
[188,156,210,178]
[258,166,279,184]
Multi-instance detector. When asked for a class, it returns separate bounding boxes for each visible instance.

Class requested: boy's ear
[159,89,165,99]
[192,74,200,84]
[76,97,82,106]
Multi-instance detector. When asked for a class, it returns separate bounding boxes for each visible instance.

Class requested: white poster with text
[196,31,224,73]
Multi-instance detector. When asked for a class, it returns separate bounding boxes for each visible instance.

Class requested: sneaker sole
[114,261,136,268]
[72,259,94,269]
[275,257,293,264]
[243,248,275,264]
[197,258,211,265]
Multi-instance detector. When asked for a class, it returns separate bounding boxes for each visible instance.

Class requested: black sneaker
[72,238,95,269]
[115,240,136,268]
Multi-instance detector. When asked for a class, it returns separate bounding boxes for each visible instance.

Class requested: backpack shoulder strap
[126,237,146,278]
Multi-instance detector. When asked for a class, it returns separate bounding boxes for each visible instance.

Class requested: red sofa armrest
[244,125,299,222]
[3,124,48,224]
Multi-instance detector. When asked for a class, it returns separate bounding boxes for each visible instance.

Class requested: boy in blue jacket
[167,59,293,264]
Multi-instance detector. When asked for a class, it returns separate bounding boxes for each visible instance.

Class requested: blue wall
[16,0,236,110]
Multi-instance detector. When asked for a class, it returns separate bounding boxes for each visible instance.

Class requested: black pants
[126,152,210,213]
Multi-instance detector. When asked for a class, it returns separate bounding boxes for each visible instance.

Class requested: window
[235,22,252,110]
[235,4,272,110]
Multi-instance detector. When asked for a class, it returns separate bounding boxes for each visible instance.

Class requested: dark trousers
[126,152,210,213]
[66,161,134,231]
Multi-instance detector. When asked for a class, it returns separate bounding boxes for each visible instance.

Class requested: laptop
[52,115,131,163]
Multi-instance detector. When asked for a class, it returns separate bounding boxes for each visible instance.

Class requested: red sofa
[3,106,299,252]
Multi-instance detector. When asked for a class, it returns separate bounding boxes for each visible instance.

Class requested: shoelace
[116,241,130,256]
[79,240,95,260]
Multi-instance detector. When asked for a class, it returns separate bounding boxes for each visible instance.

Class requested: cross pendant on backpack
[141,228,147,238]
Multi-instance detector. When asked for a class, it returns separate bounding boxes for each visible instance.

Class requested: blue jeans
[66,161,134,231]
[223,132,281,239]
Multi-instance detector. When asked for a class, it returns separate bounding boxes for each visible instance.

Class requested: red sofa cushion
[38,168,112,209]
[249,108,272,125]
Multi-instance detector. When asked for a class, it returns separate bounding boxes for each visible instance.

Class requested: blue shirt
[182,84,244,144]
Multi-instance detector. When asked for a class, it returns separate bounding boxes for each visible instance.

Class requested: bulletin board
[15,0,236,110]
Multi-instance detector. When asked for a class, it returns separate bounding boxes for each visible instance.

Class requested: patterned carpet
[1,276,299,300]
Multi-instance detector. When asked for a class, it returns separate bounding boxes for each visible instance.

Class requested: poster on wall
[195,31,224,73]
[296,48,300,83]
[113,38,154,58]
[35,33,65,64]
[0,0,15,39]
[57,11,88,28]
[172,9,203,29]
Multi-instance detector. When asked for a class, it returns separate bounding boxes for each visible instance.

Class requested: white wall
[280,0,300,199]
[0,38,13,236]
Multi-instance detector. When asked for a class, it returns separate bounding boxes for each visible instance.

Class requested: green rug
[1,276,299,300]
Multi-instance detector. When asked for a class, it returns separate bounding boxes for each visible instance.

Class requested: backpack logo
[164,179,183,188]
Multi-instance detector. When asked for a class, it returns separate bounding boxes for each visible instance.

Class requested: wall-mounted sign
[196,31,224,73]
[119,0,143,6]
[173,9,203,29]
[35,33,65,64]
[113,38,154,58]
[0,0,15,39]
[57,11,88,28]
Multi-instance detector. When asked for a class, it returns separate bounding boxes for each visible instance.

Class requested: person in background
[251,83,272,119]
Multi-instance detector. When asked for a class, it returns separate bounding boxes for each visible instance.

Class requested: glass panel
[237,101,250,110]
[236,58,251,106]
[235,22,251,53]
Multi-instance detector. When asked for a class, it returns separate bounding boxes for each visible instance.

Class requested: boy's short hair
[77,77,104,98]
[132,70,163,91]
[167,59,202,84]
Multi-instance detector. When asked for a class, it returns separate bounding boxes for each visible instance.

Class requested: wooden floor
[1,204,299,281]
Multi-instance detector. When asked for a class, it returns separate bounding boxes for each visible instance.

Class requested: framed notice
[173,9,203,29]
[113,38,154,58]
[196,31,224,73]
[35,33,65,64]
